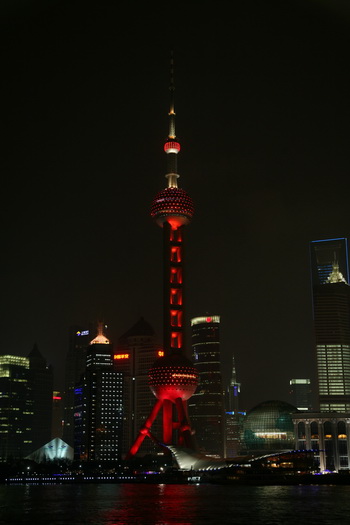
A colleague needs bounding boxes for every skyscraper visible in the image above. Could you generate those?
[0,355,32,461]
[310,238,350,412]
[63,324,94,447]
[115,317,161,457]
[189,315,224,457]
[127,56,198,457]
[74,323,123,462]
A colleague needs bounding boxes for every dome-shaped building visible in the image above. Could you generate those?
[242,400,298,456]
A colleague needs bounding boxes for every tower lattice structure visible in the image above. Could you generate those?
[127,57,198,457]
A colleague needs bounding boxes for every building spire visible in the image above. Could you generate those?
[326,258,348,284]
[90,321,110,345]
[164,51,180,188]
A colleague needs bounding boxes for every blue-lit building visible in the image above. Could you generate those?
[74,323,123,462]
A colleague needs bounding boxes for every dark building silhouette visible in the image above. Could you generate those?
[52,391,63,439]
[0,355,32,461]
[310,238,350,412]
[225,353,245,458]
[63,324,94,447]
[189,315,224,457]
[289,379,312,411]
[27,344,53,452]
[114,317,161,457]
[74,323,123,462]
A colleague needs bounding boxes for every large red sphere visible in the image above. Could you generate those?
[150,187,194,227]
[149,352,198,402]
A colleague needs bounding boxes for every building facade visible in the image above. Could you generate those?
[63,324,94,447]
[189,315,224,457]
[293,411,350,472]
[310,238,350,412]
[74,324,123,462]
[0,355,33,461]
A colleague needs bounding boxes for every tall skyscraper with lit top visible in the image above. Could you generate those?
[74,322,123,462]
[189,315,224,457]
[310,238,350,412]
[127,57,198,457]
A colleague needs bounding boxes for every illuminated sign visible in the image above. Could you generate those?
[171,373,197,380]
[158,350,164,357]
[114,354,130,360]
[76,330,89,336]
[53,396,61,400]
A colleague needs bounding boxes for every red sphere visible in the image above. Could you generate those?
[149,353,198,402]
[150,187,194,227]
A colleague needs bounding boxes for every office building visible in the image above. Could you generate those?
[289,379,312,411]
[63,323,94,447]
[0,355,33,461]
[189,315,224,457]
[310,238,350,412]
[74,323,123,462]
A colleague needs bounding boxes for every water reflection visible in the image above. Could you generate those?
[103,484,198,524]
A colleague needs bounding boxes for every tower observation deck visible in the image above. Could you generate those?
[127,56,198,457]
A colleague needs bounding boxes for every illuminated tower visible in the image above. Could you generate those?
[127,57,198,457]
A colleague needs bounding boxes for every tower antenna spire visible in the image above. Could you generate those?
[169,50,175,139]
[164,51,181,188]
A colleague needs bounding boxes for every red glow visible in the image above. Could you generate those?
[206,317,212,322]
[114,353,130,360]
[170,288,182,305]
[170,310,182,327]
[170,267,182,284]
[53,396,61,400]
[164,141,180,153]
[171,331,182,348]
[170,246,181,263]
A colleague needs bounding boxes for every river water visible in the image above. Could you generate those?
[1,483,350,524]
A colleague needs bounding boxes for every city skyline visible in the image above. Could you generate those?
[2,1,350,411]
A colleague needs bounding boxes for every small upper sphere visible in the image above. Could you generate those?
[150,187,194,227]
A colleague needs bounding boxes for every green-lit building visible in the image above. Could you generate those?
[0,355,33,461]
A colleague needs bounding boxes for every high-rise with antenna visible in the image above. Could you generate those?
[127,55,198,457]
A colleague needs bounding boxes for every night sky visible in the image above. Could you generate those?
[2,0,350,411]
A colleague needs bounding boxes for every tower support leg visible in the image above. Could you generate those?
[126,398,163,458]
